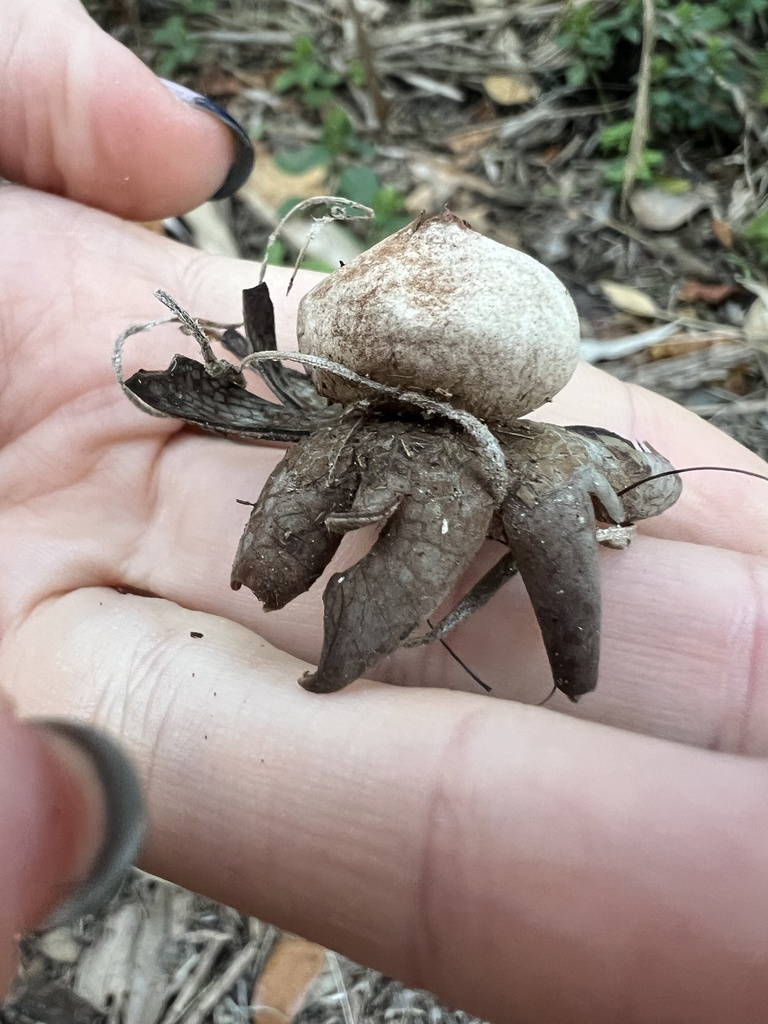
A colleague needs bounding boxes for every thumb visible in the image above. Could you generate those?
[0,703,145,997]
[1,0,253,219]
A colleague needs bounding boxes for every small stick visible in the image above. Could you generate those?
[621,0,656,216]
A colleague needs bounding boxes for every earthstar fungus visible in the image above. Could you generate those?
[118,211,682,701]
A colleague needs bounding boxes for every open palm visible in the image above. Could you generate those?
[3,3,768,1010]
[3,185,768,1023]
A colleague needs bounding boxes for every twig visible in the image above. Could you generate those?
[178,939,261,1024]
[621,0,656,215]
[160,935,231,1024]
[346,0,390,127]
[326,952,357,1024]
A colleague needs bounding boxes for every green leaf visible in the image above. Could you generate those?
[565,62,588,88]
[152,15,188,46]
[182,0,214,13]
[303,88,336,108]
[743,211,768,243]
[654,176,693,194]
[266,239,287,266]
[348,137,376,158]
[337,166,380,208]
[373,185,406,221]
[294,35,316,62]
[274,145,331,173]
[295,60,321,90]
[272,69,300,93]
[599,120,634,154]
[301,256,337,273]
[348,59,367,86]
[321,108,352,155]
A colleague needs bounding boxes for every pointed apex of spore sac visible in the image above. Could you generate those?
[409,209,473,235]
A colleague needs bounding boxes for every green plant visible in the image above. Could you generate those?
[599,119,664,187]
[272,35,376,175]
[270,34,407,250]
[275,107,375,174]
[151,0,214,78]
[742,210,768,267]
[557,0,768,144]
[336,167,411,243]
[272,35,343,108]
[557,0,642,89]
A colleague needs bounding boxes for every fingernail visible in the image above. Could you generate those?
[29,720,147,929]
[160,79,254,200]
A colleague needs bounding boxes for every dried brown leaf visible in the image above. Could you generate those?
[483,73,539,106]
[711,218,735,249]
[599,280,659,319]
[676,280,741,306]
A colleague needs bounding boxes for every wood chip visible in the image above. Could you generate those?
[711,218,735,249]
[183,203,241,259]
[629,186,709,232]
[251,935,328,1023]
[446,123,499,155]
[599,280,659,318]
[483,73,539,106]
[676,280,742,306]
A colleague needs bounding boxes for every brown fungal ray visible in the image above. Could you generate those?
[497,421,680,700]
[239,283,331,412]
[497,421,681,525]
[404,550,519,646]
[231,422,361,609]
[300,424,497,693]
[502,474,606,702]
[126,355,325,442]
[566,426,682,522]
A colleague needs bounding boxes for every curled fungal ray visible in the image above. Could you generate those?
[231,421,361,608]
[303,425,497,693]
[231,420,497,692]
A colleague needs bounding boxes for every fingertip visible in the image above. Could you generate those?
[1,1,253,219]
[28,721,147,930]
[0,712,145,995]
[159,80,254,201]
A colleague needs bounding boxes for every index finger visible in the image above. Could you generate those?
[1,0,249,219]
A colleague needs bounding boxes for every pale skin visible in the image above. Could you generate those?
[2,1,768,1020]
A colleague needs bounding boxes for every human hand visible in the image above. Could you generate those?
[3,3,768,1015]
[1,0,244,997]
[2,0,253,218]
[0,703,145,997]
[2,185,768,1023]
